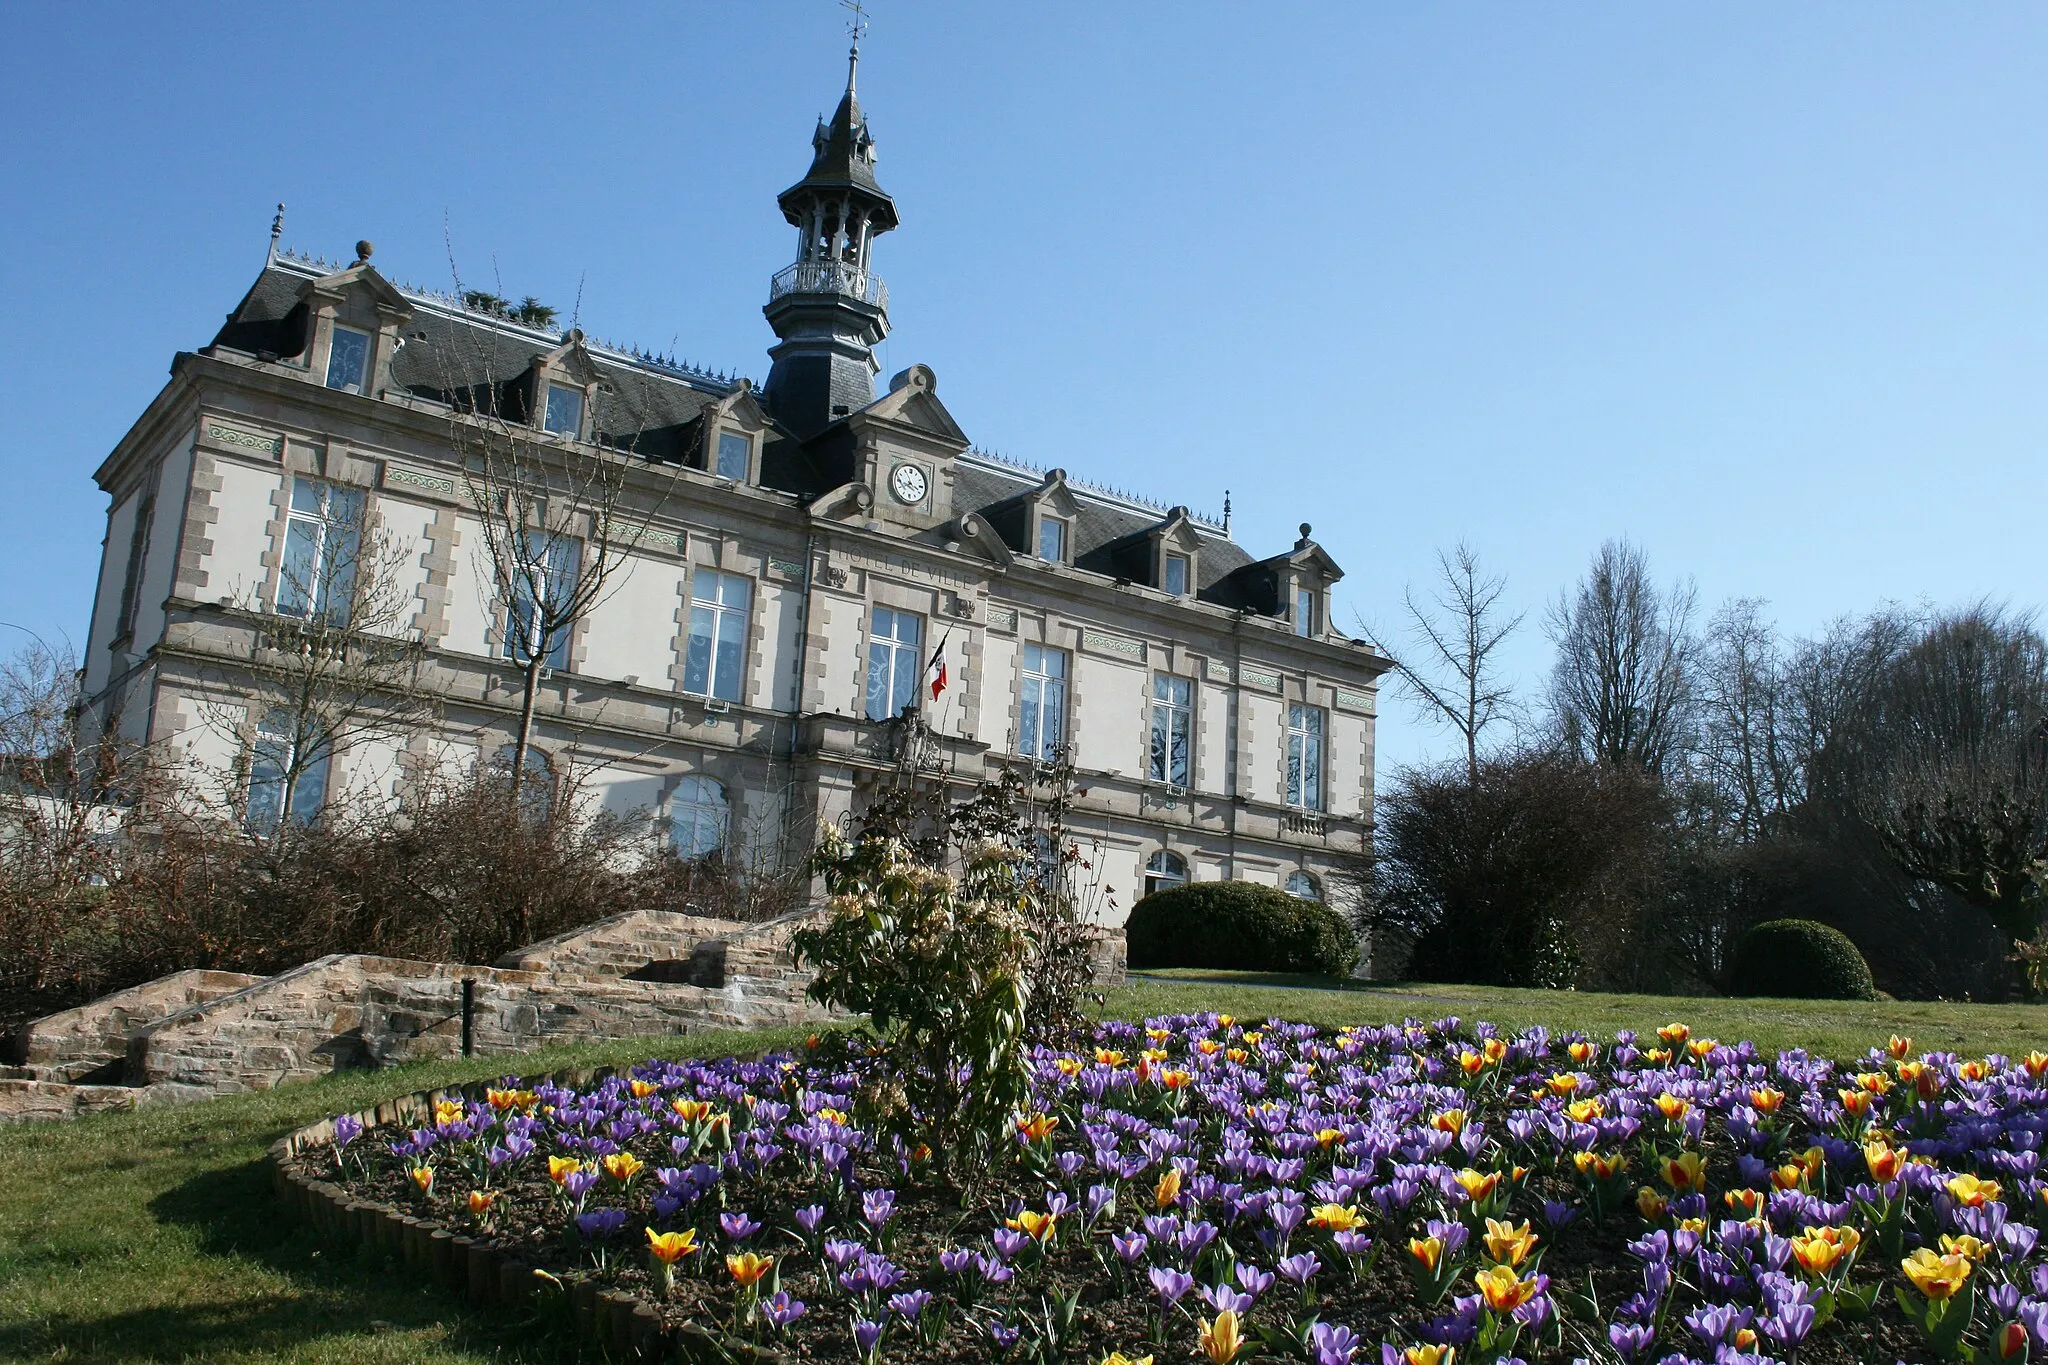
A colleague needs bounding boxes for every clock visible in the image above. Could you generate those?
[889,463,928,504]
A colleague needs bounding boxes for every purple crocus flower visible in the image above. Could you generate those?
[1608,1321,1656,1361]
[990,1227,1029,1261]
[332,1114,362,1150]
[1277,1251,1321,1286]
[862,1189,897,1229]
[1111,1231,1150,1265]
[1309,1321,1361,1365]
[976,1254,1014,1285]
[888,1289,933,1322]
[853,1318,885,1355]
[1235,1262,1276,1296]
[938,1246,976,1275]
[761,1292,807,1329]
[721,1210,762,1241]
[562,1168,600,1201]
[1149,1265,1195,1306]
[986,1321,1020,1349]
[794,1203,828,1234]
[1201,1284,1256,1315]
[575,1208,628,1240]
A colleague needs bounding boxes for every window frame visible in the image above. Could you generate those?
[670,774,730,860]
[325,325,371,394]
[1286,702,1325,811]
[864,606,925,721]
[682,568,753,702]
[1163,551,1191,596]
[246,707,330,835]
[275,478,366,624]
[1143,849,1188,899]
[1285,870,1321,902]
[1148,672,1193,787]
[504,532,581,672]
[1294,583,1319,638]
[1017,642,1069,762]
[1037,515,1068,565]
[714,429,752,481]
[113,491,155,642]
[542,382,586,438]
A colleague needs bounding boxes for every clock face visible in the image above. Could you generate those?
[889,463,928,504]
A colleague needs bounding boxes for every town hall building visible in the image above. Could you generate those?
[75,50,1390,923]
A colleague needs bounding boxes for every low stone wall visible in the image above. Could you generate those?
[13,969,263,1080]
[128,954,834,1098]
[0,1071,149,1124]
[495,910,760,976]
[1080,925,1128,990]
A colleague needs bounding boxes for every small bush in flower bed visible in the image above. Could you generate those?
[306,1017,2048,1365]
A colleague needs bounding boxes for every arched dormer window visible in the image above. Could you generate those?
[1144,850,1188,898]
[1285,870,1321,902]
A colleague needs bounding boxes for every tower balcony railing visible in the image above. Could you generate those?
[769,259,889,310]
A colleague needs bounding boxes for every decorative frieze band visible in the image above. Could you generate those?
[986,604,1018,632]
[1205,659,1233,682]
[203,423,283,457]
[1082,628,1144,663]
[382,465,457,498]
[767,557,805,580]
[606,523,686,557]
[1238,664,1281,691]
[1334,688,1375,713]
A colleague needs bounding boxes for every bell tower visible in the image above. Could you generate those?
[762,39,899,439]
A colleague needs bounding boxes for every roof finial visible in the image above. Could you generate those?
[841,0,867,90]
[267,203,285,264]
[1223,489,1233,536]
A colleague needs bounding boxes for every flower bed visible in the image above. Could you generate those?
[287,1016,2048,1364]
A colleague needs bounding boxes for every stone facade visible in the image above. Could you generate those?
[70,56,1389,931]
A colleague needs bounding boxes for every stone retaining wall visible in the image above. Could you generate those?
[129,953,833,1098]
[12,969,263,1080]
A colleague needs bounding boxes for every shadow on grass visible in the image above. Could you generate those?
[113,1157,583,1364]
[1126,969,1377,992]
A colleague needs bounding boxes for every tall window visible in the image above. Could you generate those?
[505,532,580,671]
[1149,673,1192,787]
[1295,585,1319,637]
[114,492,155,640]
[865,607,923,721]
[247,708,328,834]
[670,775,729,859]
[1017,644,1068,761]
[1037,516,1067,563]
[325,326,370,393]
[1163,552,1190,596]
[1144,850,1187,899]
[683,570,751,701]
[1285,870,1321,902]
[543,383,584,437]
[1287,703,1324,810]
[276,479,365,623]
[716,430,751,480]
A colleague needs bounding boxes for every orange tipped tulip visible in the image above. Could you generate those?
[1901,1247,1973,1301]
[726,1251,775,1288]
[1947,1173,2001,1208]
[1474,1264,1542,1313]
[1199,1308,1243,1363]
[1408,1235,1445,1273]
[1482,1218,1538,1268]
[647,1227,698,1264]
[1155,1167,1184,1209]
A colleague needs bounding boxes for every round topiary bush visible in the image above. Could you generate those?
[1726,918,1877,1000]
[1125,879,1356,976]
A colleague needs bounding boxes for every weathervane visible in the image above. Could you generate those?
[841,0,868,53]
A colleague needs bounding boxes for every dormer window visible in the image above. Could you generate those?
[325,327,370,393]
[543,383,585,437]
[1163,553,1190,596]
[716,429,751,481]
[1295,584,1319,637]
[1038,516,1067,564]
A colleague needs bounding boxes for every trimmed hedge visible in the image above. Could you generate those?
[1125,879,1357,977]
[1727,918,1877,1001]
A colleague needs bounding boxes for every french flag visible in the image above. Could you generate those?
[925,644,948,700]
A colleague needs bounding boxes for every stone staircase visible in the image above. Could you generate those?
[0,909,836,1124]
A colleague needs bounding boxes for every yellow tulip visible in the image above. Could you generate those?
[1100,1355,1155,1365]
[646,1227,698,1264]
[1658,1023,1691,1046]
[1155,1168,1184,1209]
[726,1251,775,1288]
[408,1163,434,1195]
[466,1188,497,1217]
[1474,1264,1541,1313]
[1636,1187,1668,1220]
[1901,1248,1973,1301]
[602,1152,643,1183]
[1566,1098,1604,1123]
[1159,1069,1195,1091]
[1790,1225,1858,1277]
[1948,1173,2002,1208]
[1408,1235,1445,1272]
[547,1155,583,1185]
[1940,1234,1989,1262]
[1007,1209,1058,1242]
[1887,1034,1913,1060]
[1055,1057,1083,1077]
[629,1079,657,1099]
[1016,1112,1060,1141]
[1749,1087,1785,1114]
[1723,1188,1764,1216]
[1200,1309,1243,1363]
[1547,1073,1581,1096]
[1568,1041,1597,1064]
[1310,1203,1365,1232]
[2023,1050,2048,1078]
[1431,1109,1467,1135]
[1659,1151,1707,1193]
[1573,1150,1624,1180]
[1865,1141,1904,1183]
[1404,1346,1456,1365]
[1482,1218,1538,1268]
[1654,1092,1690,1122]
[433,1099,463,1126]
[672,1097,715,1121]
[1095,1049,1127,1067]
[1454,1168,1501,1203]
[1316,1128,1343,1149]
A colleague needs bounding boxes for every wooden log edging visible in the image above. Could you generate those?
[266,1063,790,1364]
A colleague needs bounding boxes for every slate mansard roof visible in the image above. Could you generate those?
[204,253,1324,623]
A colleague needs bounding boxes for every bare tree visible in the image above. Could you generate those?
[1695,599,1797,841]
[1376,542,1524,788]
[1815,603,2048,944]
[1547,539,1700,778]
[194,495,434,833]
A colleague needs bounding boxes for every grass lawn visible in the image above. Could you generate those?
[2,976,2044,1362]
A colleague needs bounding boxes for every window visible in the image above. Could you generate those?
[325,326,370,393]
[276,479,365,623]
[1287,704,1324,809]
[1037,516,1067,564]
[864,606,923,721]
[1148,674,1192,786]
[1286,870,1321,902]
[1163,552,1190,596]
[683,569,752,702]
[1144,850,1187,899]
[487,745,555,817]
[504,532,580,671]
[247,708,328,834]
[114,492,154,640]
[1027,829,1063,893]
[716,430,751,481]
[1295,585,1319,638]
[543,383,585,437]
[1017,643,1068,761]
[670,775,729,859]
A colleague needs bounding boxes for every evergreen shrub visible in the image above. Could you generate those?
[1125,879,1356,976]
[1727,917,1877,1001]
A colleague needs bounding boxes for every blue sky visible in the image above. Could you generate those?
[2,3,2042,770]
